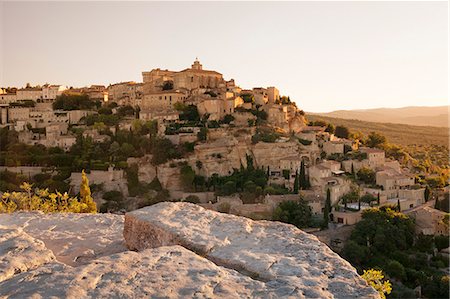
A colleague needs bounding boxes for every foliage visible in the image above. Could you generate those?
[117,105,136,117]
[357,167,376,185]
[174,103,200,121]
[79,170,97,213]
[299,160,310,190]
[361,269,392,299]
[252,127,280,143]
[272,199,312,228]
[342,207,449,299]
[101,190,125,212]
[0,182,95,213]
[220,114,235,124]
[298,138,312,146]
[293,170,299,194]
[151,138,182,165]
[360,193,377,206]
[197,127,208,141]
[53,94,98,111]
[162,81,173,90]
[184,195,200,204]
[180,165,195,191]
[241,93,254,103]
[322,188,331,229]
[335,125,350,139]
[365,131,387,148]
[208,156,268,196]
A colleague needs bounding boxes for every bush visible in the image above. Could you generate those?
[0,182,95,213]
[272,199,312,228]
[184,195,200,204]
[386,260,406,280]
[335,125,350,139]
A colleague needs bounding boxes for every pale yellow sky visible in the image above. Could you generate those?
[1,1,448,112]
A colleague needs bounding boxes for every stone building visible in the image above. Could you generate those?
[142,59,225,95]
[376,168,415,199]
[108,82,143,106]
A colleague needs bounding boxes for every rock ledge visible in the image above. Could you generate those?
[124,202,379,298]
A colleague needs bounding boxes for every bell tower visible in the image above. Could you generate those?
[191,58,203,70]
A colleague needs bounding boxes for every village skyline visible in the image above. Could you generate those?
[1,1,448,112]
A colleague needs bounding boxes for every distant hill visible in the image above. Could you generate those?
[306,114,449,147]
[309,106,449,128]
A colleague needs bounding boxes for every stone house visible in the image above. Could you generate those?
[360,147,385,168]
[323,140,344,156]
[107,82,143,107]
[406,205,449,236]
[376,168,415,199]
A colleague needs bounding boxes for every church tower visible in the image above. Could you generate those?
[191,58,203,70]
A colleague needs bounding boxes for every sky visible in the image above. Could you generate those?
[1,1,448,112]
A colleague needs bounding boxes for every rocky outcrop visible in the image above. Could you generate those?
[0,226,55,282]
[124,202,379,299]
[0,204,379,298]
[0,246,268,298]
[0,211,125,266]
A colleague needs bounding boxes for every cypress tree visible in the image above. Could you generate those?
[351,163,355,175]
[424,185,431,202]
[358,197,361,211]
[80,170,97,213]
[397,199,401,212]
[299,160,309,190]
[377,193,380,205]
[322,188,331,229]
[293,170,299,194]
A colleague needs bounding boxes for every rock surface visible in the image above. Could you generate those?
[0,246,269,299]
[0,204,379,298]
[0,226,55,282]
[124,202,379,299]
[0,211,125,266]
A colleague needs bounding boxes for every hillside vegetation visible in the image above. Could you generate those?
[309,106,449,128]
[307,114,449,147]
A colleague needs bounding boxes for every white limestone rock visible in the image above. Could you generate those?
[0,226,55,282]
[0,246,269,299]
[0,211,126,266]
[124,202,380,299]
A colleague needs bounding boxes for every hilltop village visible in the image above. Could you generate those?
[0,59,447,233]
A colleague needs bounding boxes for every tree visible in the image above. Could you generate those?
[424,185,431,202]
[197,127,208,141]
[221,114,235,124]
[299,160,309,190]
[335,125,350,139]
[365,132,387,148]
[325,123,335,134]
[360,194,377,206]
[322,188,331,229]
[273,199,312,228]
[180,165,195,191]
[79,170,97,213]
[386,260,406,280]
[162,81,173,90]
[357,167,376,185]
[293,170,299,194]
[361,269,392,299]
[397,199,401,212]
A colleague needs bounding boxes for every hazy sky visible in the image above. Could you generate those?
[1,1,448,112]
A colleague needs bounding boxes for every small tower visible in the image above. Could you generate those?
[191,58,203,70]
